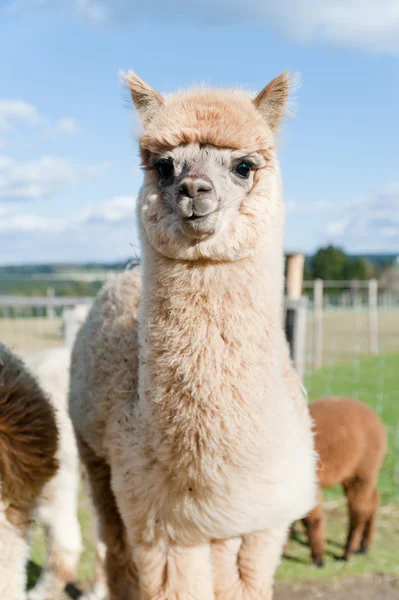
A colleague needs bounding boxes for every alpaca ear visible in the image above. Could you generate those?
[253,72,296,131]
[120,70,163,126]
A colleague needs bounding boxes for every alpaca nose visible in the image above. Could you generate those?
[179,178,213,199]
[177,177,216,219]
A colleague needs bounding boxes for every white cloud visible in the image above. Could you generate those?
[0,155,77,199]
[78,195,135,223]
[325,218,350,236]
[7,0,399,54]
[0,195,136,232]
[0,98,80,141]
[56,117,80,135]
[0,99,43,132]
[0,194,139,263]
[0,214,64,232]
[0,155,110,200]
[323,182,399,249]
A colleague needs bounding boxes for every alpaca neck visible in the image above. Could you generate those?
[137,241,286,470]
[139,240,284,390]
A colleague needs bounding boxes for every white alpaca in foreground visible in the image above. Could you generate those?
[0,344,58,600]
[24,346,108,600]
[24,347,83,600]
[69,71,317,599]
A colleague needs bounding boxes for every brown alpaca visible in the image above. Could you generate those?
[299,396,387,566]
[0,343,59,600]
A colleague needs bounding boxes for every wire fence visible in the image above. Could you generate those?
[1,280,398,501]
[301,280,399,503]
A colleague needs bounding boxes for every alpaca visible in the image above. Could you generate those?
[58,303,92,345]
[23,346,108,600]
[69,71,317,600]
[21,347,83,600]
[0,343,58,600]
[300,396,387,566]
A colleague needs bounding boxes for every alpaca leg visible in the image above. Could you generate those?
[343,479,373,561]
[282,523,295,555]
[133,541,214,600]
[213,528,287,600]
[77,434,137,600]
[358,489,379,555]
[0,504,30,600]
[302,493,325,567]
[27,463,83,599]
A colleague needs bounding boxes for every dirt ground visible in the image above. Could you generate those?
[60,574,399,600]
[275,574,399,600]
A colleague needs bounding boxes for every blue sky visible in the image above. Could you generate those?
[1,0,398,264]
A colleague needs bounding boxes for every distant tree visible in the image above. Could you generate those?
[310,245,348,280]
[344,257,368,280]
[309,245,368,281]
[303,260,313,281]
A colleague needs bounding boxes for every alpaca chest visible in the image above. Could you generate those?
[116,386,317,547]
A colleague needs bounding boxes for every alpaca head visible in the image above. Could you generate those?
[123,71,294,261]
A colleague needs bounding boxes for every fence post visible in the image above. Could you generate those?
[284,253,306,379]
[313,279,323,368]
[368,278,378,355]
[63,307,78,349]
[286,253,305,300]
[47,287,55,319]
[294,297,307,381]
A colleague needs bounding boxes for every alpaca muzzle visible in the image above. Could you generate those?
[176,176,220,238]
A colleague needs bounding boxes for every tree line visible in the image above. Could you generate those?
[303,245,396,281]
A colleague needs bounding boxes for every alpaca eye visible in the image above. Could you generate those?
[155,159,174,179]
[235,162,252,179]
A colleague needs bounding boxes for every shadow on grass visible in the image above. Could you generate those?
[26,561,41,589]
[326,537,344,550]
[289,531,345,562]
[282,553,309,565]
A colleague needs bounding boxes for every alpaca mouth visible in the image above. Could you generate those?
[186,214,207,221]
[180,212,219,239]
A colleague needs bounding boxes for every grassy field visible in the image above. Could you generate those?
[28,351,399,592]
[305,308,399,368]
[278,351,399,582]
[0,317,64,355]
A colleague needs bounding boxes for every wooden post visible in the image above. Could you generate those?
[63,307,77,349]
[313,279,323,368]
[47,287,55,319]
[285,253,306,379]
[294,297,307,380]
[368,278,378,355]
[286,253,305,300]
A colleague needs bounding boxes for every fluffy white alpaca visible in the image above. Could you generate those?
[24,346,108,600]
[69,71,317,599]
[0,344,58,600]
[23,347,83,600]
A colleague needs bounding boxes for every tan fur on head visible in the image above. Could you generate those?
[121,70,295,155]
[0,344,59,511]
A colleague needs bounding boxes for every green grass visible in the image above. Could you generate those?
[28,352,399,590]
[305,352,399,504]
[276,351,399,581]
[277,503,399,581]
